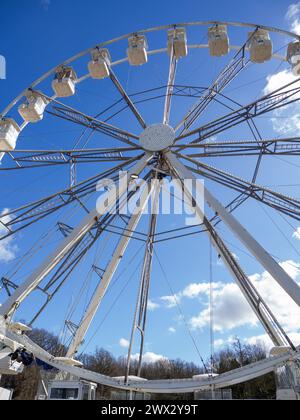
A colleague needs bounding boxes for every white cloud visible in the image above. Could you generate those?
[286,3,300,20]
[160,259,300,346]
[214,339,225,348]
[0,209,17,263]
[244,334,273,352]
[261,4,300,135]
[286,3,300,34]
[263,70,300,135]
[168,327,176,333]
[189,260,300,335]
[293,227,300,240]
[190,282,258,331]
[182,282,221,299]
[264,70,296,96]
[160,295,178,309]
[161,282,222,308]
[130,352,167,364]
[245,331,300,352]
[148,300,159,311]
[119,338,130,349]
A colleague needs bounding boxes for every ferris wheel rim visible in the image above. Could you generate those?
[0,19,297,121]
[1,323,300,393]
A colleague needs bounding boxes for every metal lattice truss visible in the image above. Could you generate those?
[1,21,300,393]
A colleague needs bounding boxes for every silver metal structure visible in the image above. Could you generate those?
[1,21,300,396]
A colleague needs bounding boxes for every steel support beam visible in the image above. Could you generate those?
[67,178,155,357]
[175,137,300,157]
[109,69,147,129]
[165,152,300,308]
[179,154,300,221]
[0,154,152,318]
[125,178,160,381]
[0,158,139,241]
[166,156,292,348]
[163,47,177,125]
[176,78,300,145]
[175,38,250,134]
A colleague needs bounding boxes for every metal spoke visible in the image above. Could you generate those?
[0,154,152,319]
[109,68,147,129]
[163,46,178,125]
[175,77,300,145]
[0,157,141,241]
[125,176,160,382]
[173,137,300,157]
[0,148,140,170]
[165,151,300,308]
[28,179,150,326]
[66,177,155,358]
[36,91,140,147]
[168,158,293,347]
[175,33,253,134]
[177,153,300,221]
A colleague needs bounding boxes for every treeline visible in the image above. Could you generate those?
[0,328,276,400]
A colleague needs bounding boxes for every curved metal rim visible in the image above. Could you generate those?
[1,325,299,393]
[1,20,296,119]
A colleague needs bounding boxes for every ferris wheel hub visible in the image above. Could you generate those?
[139,123,175,152]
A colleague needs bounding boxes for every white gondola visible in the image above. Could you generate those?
[247,29,273,63]
[127,35,148,66]
[9,322,32,334]
[47,380,97,401]
[287,41,300,76]
[0,347,24,376]
[208,25,230,57]
[0,387,13,400]
[52,66,77,98]
[167,27,188,59]
[88,48,111,79]
[0,118,20,152]
[18,91,48,123]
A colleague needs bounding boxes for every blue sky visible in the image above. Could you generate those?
[1,0,300,369]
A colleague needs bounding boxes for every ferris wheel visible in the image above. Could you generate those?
[1,21,300,397]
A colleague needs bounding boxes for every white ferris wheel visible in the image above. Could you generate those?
[1,21,300,398]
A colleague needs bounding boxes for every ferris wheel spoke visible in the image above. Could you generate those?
[66,177,155,358]
[0,148,140,171]
[173,137,300,157]
[175,34,252,134]
[29,223,102,326]
[163,46,178,125]
[177,153,300,221]
[109,69,147,129]
[28,180,147,326]
[39,93,140,148]
[0,154,152,320]
[167,159,293,347]
[125,176,160,382]
[174,77,300,147]
[165,151,300,308]
[0,158,140,242]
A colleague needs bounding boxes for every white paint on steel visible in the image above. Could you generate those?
[165,153,286,346]
[165,152,300,308]
[0,154,152,318]
[1,324,299,393]
[67,181,155,357]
